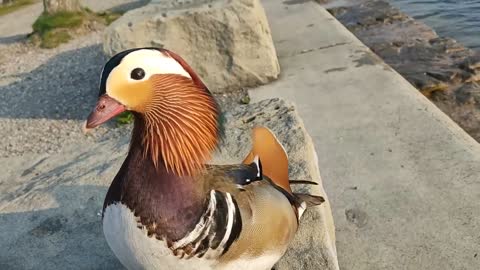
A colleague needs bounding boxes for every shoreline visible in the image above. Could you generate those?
[320,0,480,142]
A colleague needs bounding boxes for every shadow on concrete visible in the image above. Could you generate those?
[0,184,124,270]
[0,132,130,269]
[0,34,26,45]
[0,44,106,121]
[107,0,150,13]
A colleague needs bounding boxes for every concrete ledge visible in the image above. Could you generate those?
[253,0,480,269]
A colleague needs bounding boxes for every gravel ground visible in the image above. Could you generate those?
[0,0,249,158]
[0,1,149,43]
[0,29,124,157]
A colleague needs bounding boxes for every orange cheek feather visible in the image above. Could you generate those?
[107,76,154,112]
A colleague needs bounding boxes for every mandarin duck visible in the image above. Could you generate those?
[85,48,324,270]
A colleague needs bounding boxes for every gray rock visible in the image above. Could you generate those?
[43,0,81,13]
[103,0,280,93]
[459,53,480,73]
[351,19,438,48]
[432,83,480,141]
[0,98,337,270]
[327,0,408,30]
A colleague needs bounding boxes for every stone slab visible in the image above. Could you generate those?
[251,0,480,269]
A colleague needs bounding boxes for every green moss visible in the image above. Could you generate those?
[41,30,71,48]
[30,8,123,48]
[240,95,251,104]
[116,111,134,125]
[0,0,34,16]
[96,11,123,25]
[83,7,122,25]
[31,11,84,48]
[33,11,84,33]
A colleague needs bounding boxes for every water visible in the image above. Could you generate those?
[390,0,480,50]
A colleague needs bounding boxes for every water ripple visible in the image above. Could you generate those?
[390,0,480,49]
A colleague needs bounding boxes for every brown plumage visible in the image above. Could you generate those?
[142,74,219,175]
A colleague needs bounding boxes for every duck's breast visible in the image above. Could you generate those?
[102,203,216,270]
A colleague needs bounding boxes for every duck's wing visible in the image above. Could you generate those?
[197,162,298,266]
[204,127,326,264]
[167,127,325,266]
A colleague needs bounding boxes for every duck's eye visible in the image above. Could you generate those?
[130,68,145,80]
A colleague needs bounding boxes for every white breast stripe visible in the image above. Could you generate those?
[172,190,217,250]
[218,192,235,250]
[171,190,241,259]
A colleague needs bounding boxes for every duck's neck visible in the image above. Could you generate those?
[138,75,221,176]
[103,116,208,240]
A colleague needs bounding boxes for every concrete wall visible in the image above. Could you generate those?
[252,0,480,269]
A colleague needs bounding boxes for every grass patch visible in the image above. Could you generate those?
[33,11,84,33]
[0,0,35,16]
[40,30,71,48]
[30,9,123,48]
[84,7,123,25]
[116,111,134,125]
[96,11,122,25]
[31,11,84,48]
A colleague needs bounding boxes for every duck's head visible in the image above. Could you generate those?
[86,48,221,175]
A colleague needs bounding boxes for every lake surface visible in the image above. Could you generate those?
[390,0,480,50]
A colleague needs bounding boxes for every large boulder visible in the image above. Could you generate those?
[103,0,280,93]
[0,98,338,269]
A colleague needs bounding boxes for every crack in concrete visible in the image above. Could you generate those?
[284,42,351,58]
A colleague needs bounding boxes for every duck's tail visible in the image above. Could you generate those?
[243,126,324,218]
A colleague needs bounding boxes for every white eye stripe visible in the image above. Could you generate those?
[121,49,191,81]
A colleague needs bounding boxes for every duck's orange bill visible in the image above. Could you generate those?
[85,94,126,129]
